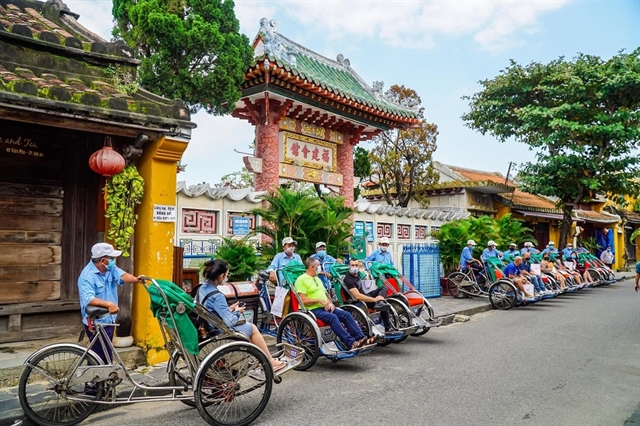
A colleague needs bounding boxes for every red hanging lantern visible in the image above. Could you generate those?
[89,137,125,176]
[89,137,126,211]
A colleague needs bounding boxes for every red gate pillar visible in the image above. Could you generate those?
[255,120,280,192]
[337,135,358,207]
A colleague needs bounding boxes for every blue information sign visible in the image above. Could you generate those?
[354,221,364,236]
[232,217,251,235]
[365,222,374,242]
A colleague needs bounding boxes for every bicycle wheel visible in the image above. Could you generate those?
[342,305,372,338]
[385,299,411,343]
[411,300,435,336]
[489,280,518,310]
[19,345,103,426]
[195,343,273,426]
[447,272,467,299]
[276,313,320,371]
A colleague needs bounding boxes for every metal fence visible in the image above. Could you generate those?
[401,241,441,298]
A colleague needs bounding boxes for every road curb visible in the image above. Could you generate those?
[451,303,493,318]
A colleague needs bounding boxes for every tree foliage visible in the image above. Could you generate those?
[370,85,439,208]
[463,49,640,248]
[353,146,371,199]
[434,214,536,273]
[248,188,355,261]
[216,167,254,190]
[112,0,253,114]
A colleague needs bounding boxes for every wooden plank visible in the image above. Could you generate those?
[0,197,63,216]
[0,300,78,316]
[0,245,61,265]
[0,281,60,304]
[0,324,81,344]
[0,183,63,198]
[0,265,61,282]
[0,214,62,231]
[0,231,62,244]
[8,314,20,332]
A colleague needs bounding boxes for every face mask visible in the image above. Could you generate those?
[284,247,294,256]
[220,277,228,286]
[380,246,388,252]
[317,250,326,258]
[350,267,359,275]
[106,258,115,271]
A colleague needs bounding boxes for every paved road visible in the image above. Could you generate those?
[40,282,640,426]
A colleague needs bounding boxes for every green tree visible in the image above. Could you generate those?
[112,0,253,114]
[216,167,253,190]
[248,188,355,261]
[370,85,439,208]
[353,146,371,199]
[463,49,640,248]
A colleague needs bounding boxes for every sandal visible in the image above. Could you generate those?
[272,360,287,372]
[365,336,377,345]
[350,339,364,350]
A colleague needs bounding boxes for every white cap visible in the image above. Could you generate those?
[91,242,122,258]
[380,237,390,244]
[315,241,326,249]
[487,240,497,247]
[567,243,573,247]
[282,237,296,246]
[548,241,555,246]
[509,242,516,247]
[524,242,532,247]
[467,239,476,246]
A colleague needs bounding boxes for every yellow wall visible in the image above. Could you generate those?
[132,136,188,364]
[493,199,511,218]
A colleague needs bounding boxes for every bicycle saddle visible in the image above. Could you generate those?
[86,306,110,319]
[258,270,270,281]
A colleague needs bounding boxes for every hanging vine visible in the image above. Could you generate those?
[105,166,145,256]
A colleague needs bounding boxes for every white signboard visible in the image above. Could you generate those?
[153,204,176,222]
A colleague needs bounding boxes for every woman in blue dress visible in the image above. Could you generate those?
[198,259,286,372]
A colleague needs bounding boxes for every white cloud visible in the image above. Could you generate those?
[65,0,114,41]
[275,0,568,53]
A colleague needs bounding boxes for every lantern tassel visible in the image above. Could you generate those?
[104,180,108,211]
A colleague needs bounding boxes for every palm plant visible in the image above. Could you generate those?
[494,214,536,248]
[213,237,261,281]
[248,187,355,262]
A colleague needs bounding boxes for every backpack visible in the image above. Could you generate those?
[189,289,220,342]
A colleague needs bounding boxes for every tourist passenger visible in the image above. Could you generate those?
[365,237,394,266]
[576,243,589,254]
[503,256,535,301]
[200,260,286,371]
[481,240,503,262]
[520,253,549,296]
[600,246,615,270]
[267,236,303,283]
[554,253,584,287]
[310,241,337,289]
[295,258,374,349]
[77,243,144,363]
[541,253,566,290]
[344,258,394,333]
[566,252,595,286]
[520,242,539,255]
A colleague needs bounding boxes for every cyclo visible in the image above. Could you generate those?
[18,277,302,426]
[366,261,454,336]
[484,257,548,310]
[326,262,408,345]
[272,262,376,371]
[446,259,493,299]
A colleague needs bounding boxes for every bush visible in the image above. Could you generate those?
[213,237,261,282]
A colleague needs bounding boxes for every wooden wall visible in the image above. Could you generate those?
[0,119,100,343]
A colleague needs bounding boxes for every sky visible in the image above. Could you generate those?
[66,0,640,187]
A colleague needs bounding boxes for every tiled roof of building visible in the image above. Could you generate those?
[253,19,418,120]
[573,209,620,224]
[447,165,506,184]
[177,182,265,203]
[0,0,194,130]
[499,190,558,211]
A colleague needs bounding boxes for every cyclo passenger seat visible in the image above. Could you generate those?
[290,291,330,327]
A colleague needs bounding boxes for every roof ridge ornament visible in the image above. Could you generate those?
[259,18,297,68]
[336,54,350,68]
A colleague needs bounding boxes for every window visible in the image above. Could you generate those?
[376,222,393,238]
[181,209,219,234]
[397,224,411,240]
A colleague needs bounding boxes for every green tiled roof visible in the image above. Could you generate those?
[254,26,418,120]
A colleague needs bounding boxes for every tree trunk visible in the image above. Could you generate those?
[558,206,573,250]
